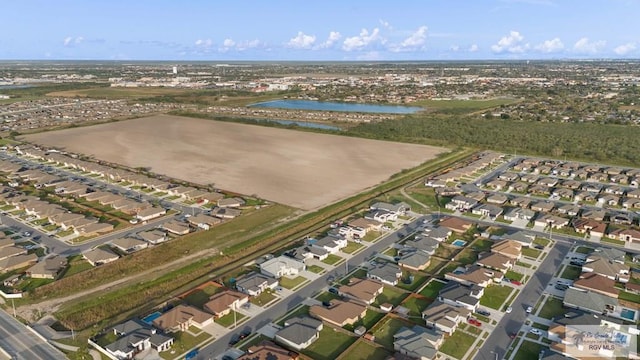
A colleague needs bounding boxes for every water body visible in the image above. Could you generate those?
[254,118,341,131]
[249,99,423,114]
[0,84,34,90]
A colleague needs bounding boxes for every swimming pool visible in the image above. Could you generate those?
[142,311,162,324]
[621,308,636,321]
[452,239,467,247]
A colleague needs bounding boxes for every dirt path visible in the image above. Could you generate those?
[17,247,219,322]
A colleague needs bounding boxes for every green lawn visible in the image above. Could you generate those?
[418,280,446,299]
[439,329,477,359]
[538,297,566,320]
[215,310,246,327]
[372,316,412,350]
[618,291,640,304]
[307,264,325,274]
[396,271,429,291]
[250,290,276,306]
[456,248,478,265]
[315,291,341,303]
[560,266,581,280]
[512,340,545,360]
[373,286,409,306]
[303,326,357,360]
[472,239,494,251]
[402,296,431,319]
[60,258,93,278]
[342,242,364,254]
[279,275,307,290]
[533,237,551,247]
[480,285,513,310]
[575,246,593,254]
[159,328,211,360]
[17,278,54,292]
[183,284,222,308]
[601,237,626,246]
[363,231,381,242]
[339,340,392,360]
[522,247,541,259]
[322,254,343,265]
[505,270,524,282]
[424,258,446,274]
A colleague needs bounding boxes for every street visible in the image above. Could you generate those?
[0,307,66,360]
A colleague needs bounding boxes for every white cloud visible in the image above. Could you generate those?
[286,31,316,49]
[379,19,393,30]
[63,36,84,47]
[614,42,636,55]
[450,45,460,52]
[491,31,529,53]
[573,37,606,54]
[397,26,428,51]
[195,39,213,48]
[314,31,342,49]
[468,44,479,52]
[342,28,380,51]
[235,39,262,51]
[535,38,564,53]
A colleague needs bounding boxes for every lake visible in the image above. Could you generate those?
[249,99,422,114]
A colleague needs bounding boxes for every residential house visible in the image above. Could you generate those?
[309,300,367,327]
[445,196,478,211]
[286,246,328,262]
[111,237,149,253]
[627,189,640,199]
[581,209,607,222]
[555,203,581,216]
[404,236,440,255]
[560,179,582,189]
[611,213,634,225]
[0,253,38,273]
[369,201,410,215]
[563,287,618,316]
[503,207,535,222]
[235,272,279,296]
[573,218,607,237]
[520,174,539,184]
[486,194,509,205]
[437,281,483,311]
[152,305,214,332]
[210,207,241,219]
[471,204,503,219]
[348,217,382,233]
[502,231,536,247]
[465,191,486,202]
[367,262,402,286]
[186,213,221,230]
[203,290,249,318]
[393,325,444,360]
[508,182,528,193]
[77,222,114,237]
[217,197,246,208]
[105,319,173,359]
[530,201,555,213]
[275,317,322,351]
[498,172,519,182]
[491,240,522,260]
[582,248,630,282]
[622,197,640,209]
[422,226,451,242]
[83,247,120,266]
[425,178,447,188]
[259,256,306,279]
[25,255,67,279]
[537,177,559,188]
[312,235,346,254]
[438,217,474,234]
[338,278,384,305]
[238,341,298,360]
[136,207,166,222]
[510,196,532,208]
[364,209,397,223]
[476,252,513,273]
[534,214,569,229]
[598,194,620,207]
[486,179,508,191]
[551,188,574,200]
[573,273,620,299]
[422,302,470,335]
[609,228,640,244]
[444,264,501,288]
[0,246,27,261]
[162,220,190,235]
[138,229,167,245]
[398,251,431,271]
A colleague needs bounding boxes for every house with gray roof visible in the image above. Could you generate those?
[393,325,443,360]
[437,281,483,311]
[259,256,305,279]
[370,201,410,215]
[471,204,503,219]
[503,207,536,221]
[275,316,322,351]
[26,255,67,279]
[563,287,618,316]
[111,237,149,253]
[104,319,173,359]
[398,251,431,271]
[235,272,279,296]
[423,226,451,242]
[83,247,119,266]
[137,229,167,245]
[503,231,535,247]
[367,262,402,286]
[404,236,439,255]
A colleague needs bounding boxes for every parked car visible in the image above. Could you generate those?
[505,306,513,314]
[534,245,544,250]
[468,318,482,327]
[511,280,522,286]
[23,231,32,237]
[322,301,332,307]
[555,284,569,291]
[239,329,251,339]
[477,309,491,317]
[509,332,517,339]
[502,277,511,283]
[328,287,339,294]
[228,334,240,346]
[526,306,533,314]
[529,328,542,336]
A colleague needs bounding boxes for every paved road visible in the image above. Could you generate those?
[196,216,429,360]
[474,237,570,360]
[0,308,66,360]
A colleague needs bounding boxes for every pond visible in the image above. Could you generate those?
[249,99,423,114]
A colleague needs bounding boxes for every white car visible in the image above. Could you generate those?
[529,328,542,336]
[505,306,512,313]
[526,306,533,314]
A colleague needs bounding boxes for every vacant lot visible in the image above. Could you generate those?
[24,114,445,210]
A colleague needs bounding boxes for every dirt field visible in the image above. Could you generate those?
[24,114,446,209]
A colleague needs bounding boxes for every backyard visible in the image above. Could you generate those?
[418,280,446,299]
[372,316,412,350]
[338,340,392,360]
[512,340,545,360]
[302,326,357,360]
[439,329,476,359]
[159,328,211,360]
[373,286,409,306]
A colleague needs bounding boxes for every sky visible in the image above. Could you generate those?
[2,0,639,61]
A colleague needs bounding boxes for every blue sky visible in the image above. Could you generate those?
[2,0,638,60]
